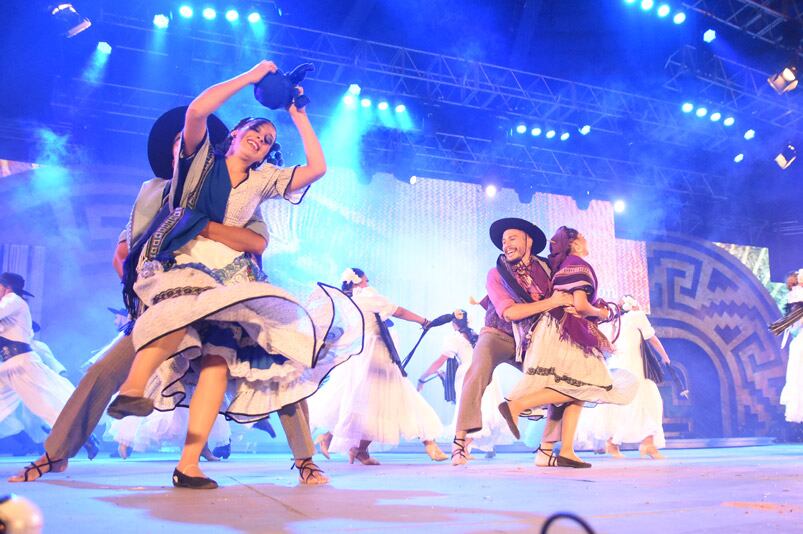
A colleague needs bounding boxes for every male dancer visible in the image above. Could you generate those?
[10,107,325,484]
[451,218,573,466]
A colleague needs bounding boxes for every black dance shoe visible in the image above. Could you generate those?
[172,468,218,490]
[212,441,231,460]
[106,395,154,419]
[556,455,592,469]
[83,435,100,460]
[497,402,521,440]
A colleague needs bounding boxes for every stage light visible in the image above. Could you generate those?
[179,5,193,18]
[409,175,418,185]
[395,104,406,113]
[247,12,261,23]
[225,9,239,22]
[360,98,372,108]
[640,0,654,11]
[744,129,755,140]
[515,123,527,134]
[202,7,216,20]
[347,84,361,96]
[733,153,744,163]
[153,13,170,29]
[703,29,716,43]
[96,41,112,55]
[723,116,735,126]
[377,101,389,111]
[695,106,708,117]
[530,127,542,136]
[50,3,92,37]
[767,66,799,95]
[343,94,356,106]
[775,143,797,169]
[613,199,626,213]
[545,129,556,139]
[681,102,694,113]
[485,184,498,198]
[560,132,570,141]
[709,112,721,122]
[673,12,686,24]
[579,125,591,135]
[624,0,637,4]
[657,4,670,17]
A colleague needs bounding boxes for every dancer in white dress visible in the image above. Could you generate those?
[582,295,670,459]
[309,268,448,464]
[780,270,803,423]
[418,310,514,456]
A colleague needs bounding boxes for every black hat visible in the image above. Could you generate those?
[147,106,229,179]
[489,218,547,254]
[254,63,315,110]
[0,273,34,297]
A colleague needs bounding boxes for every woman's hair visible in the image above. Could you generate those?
[215,117,283,169]
[452,309,479,347]
[547,226,580,273]
[341,267,365,296]
[787,271,799,290]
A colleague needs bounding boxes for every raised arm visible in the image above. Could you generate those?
[392,306,428,327]
[285,88,326,192]
[647,336,671,364]
[184,61,279,155]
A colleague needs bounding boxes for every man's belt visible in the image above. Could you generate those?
[0,337,33,361]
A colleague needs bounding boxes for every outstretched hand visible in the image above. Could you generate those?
[246,60,278,84]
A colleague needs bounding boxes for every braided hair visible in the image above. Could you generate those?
[452,309,479,347]
[341,267,365,297]
[215,117,283,168]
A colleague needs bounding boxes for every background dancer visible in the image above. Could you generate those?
[309,268,448,465]
[780,270,803,423]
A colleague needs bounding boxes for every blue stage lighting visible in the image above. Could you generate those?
[657,4,670,17]
[516,124,527,134]
[202,7,216,20]
[153,14,169,29]
[640,0,654,11]
[723,116,735,126]
[247,12,261,23]
[96,41,112,55]
[709,112,721,122]
[225,9,239,22]
[360,98,372,108]
[613,199,626,213]
[703,29,716,43]
[409,175,418,185]
[377,101,389,111]
[347,84,361,96]
[179,5,193,18]
[734,153,744,163]
[673,12,686,24]
[395,104,406,113]
[695,107,708,117]
[560,132,570,141]
[624,0,637,4]
[744,129,755,140]
[343,95,356,106]
[485,184,498,198]
[681,102,694,113]
[530,127,542,136]
[545,129,556,139]
[579,125,591,135]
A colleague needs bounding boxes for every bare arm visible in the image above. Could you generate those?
[392,306,427,326]
[647,335,671,364]
[571,290,610,320]
[502,292,574,322]
[184,61,279,156]
[285,89,327,192]
[199,222,267,255]
[113,241,128,279]
[418,353,450,391]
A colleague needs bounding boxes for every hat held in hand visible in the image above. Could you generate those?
[254,63,315,110]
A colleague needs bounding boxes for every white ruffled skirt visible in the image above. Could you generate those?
[106,408,231,451]
[780,332,803,423]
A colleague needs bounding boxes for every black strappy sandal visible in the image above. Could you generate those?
[292,458,327,484]
[535,447,558,467]
[19,453,65,482]
[451,437,469,465]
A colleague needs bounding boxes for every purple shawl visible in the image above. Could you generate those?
[496,254,552,360]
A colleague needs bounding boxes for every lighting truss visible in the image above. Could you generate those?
[681,0,802,49]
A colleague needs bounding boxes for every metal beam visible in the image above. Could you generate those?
[681,0,802,48]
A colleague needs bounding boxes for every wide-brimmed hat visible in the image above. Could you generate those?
[489,218,547,253]
[147,106,229,179]
[0,272,34,297]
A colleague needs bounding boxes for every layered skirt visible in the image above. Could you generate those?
[781,332,803,423]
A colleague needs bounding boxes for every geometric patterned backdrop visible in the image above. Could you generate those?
[649,233,788,437]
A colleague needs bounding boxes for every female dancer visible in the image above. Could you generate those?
[418,310,514,457]
[309,268,448,464]
[499,227,636,468]
[106,61,363,488]
[780,270,803,423]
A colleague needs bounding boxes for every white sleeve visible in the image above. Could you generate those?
[355,290,399,320]
[32,341,67,375]
[256,164,308,205]
[636,310,656,340]
[0,294,24,321]
[440,334,460,358]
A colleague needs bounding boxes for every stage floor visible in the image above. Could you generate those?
[1,444,801,533]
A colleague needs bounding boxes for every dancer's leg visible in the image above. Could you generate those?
[557,401,584,462]
[119,328,187,396]
[507,388,573,417]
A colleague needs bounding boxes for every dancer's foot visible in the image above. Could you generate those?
[106,394,154,419]
[424,441,448,462]
[498,401,521,440]
[173,464,218,490]
[212,441,231,459]
[83,435,100,460]
[451,437,469,466]
[118,443,133,460]
[293,458,329,485]
[639,443,665,459]
[201,444,220,462]
[314,433,332,460]
[348,447,380,465]
[606,439,625,459]
[535,446,557,467]
[555,450,589,468]
[8,453,68,483]
[254,418,277,438]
